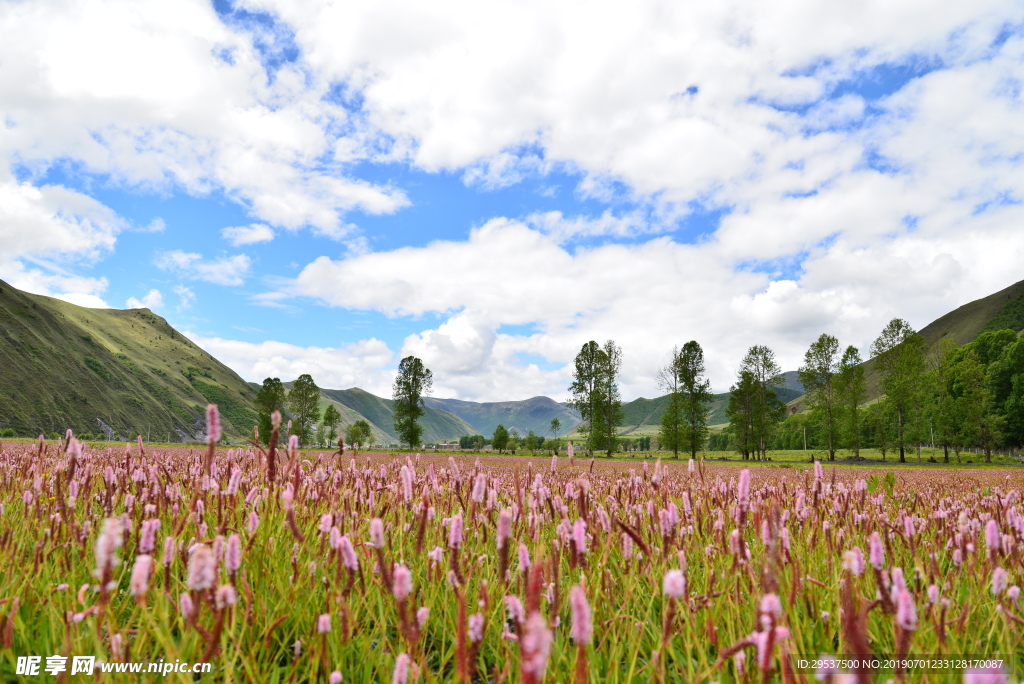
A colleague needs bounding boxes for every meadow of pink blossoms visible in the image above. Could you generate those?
[1,409,1022,683]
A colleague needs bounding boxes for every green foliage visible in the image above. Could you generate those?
[288,374,321,445]
[871,318,927,462]
[798,334,841,460]
[569,340,624,456]
[344,419,373,447]
[492,424,509,452]
[727,345,785,460]
[657,341,712,459]
[393,357,433,449]
[321,404,342,446]
[83,356,110,381]
[980,293,1024,334]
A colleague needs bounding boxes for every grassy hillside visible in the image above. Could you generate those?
[423,396,581,438]
[318,387,477,445]
[0,280,257,441]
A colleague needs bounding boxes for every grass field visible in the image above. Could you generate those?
[1,426,1022,682]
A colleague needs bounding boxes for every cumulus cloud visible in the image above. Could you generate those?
[155,250,252,286]
[184,332,396,395]
[126,289,164,310]
[174,284,196,310]
[222,223,275,246]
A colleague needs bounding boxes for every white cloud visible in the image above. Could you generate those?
[274,210,1024,400]
[174,285,196,310]
[185,332,396,396]
[126,289,164,310]
[155,250,252,286]
[221,223,275,246]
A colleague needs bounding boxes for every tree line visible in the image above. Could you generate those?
[715,319,1024,463]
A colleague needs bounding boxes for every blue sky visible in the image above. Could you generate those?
[2,0,1023,400]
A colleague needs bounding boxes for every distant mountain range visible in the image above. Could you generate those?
[2,276,1022,442]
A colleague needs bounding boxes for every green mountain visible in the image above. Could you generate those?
[316,387,477,446]
[423,396,581,438]
[0,279,257,441]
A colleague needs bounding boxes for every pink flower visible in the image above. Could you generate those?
[206,404,221,444]
[869,532,884,570]
[370,518,386,549]
[569,585,592,645]
[417,606,429,629]
[129,555,152,597]
[1007,586,1021,602]
[215,584,237,608]
[187,545,216,591]
[963,668,1009,684]
[759,593,782,619]
[991,567,1008,595]
[505,595,525,624]
[738,469,751,509]
[985,520,1001,552]
[139,519,160,554]
[468,613,485,642]
[567,442,575,459]
[163,537,175,567]
[179,592,194,619]
[393,564,413,602]
[449,513,464,549]
[842,547,865,576]
[896,589,917,630]
[497,509,512,550]
[521,612,553,677]
[518,543,531,570]
[392,653,410,684]
[927,584,940,604]
[340,536,359,571]
[330,672,343,684]
[427,546,444,564]
[226,534,241,574]
[319,514,333,534]
[814,460,823,480]
[318,613,332,633]
[573,519,587,555]
[401,465,414,502]
[248,511,259,535]
[663,570,686,599]
[472,472,487,503]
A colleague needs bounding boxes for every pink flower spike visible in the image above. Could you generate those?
[206,404,221,444]
[991,567,1008,595]
[179,592,194,619]
[417,606,429,629]
[318,613,331,633]
[985,520,1001,552]
[896,589,917,630]
[869,532,885,570]
[392,653,410,684]
[573,519,587,555]
[449,513,464,549]
[737,469,751,508]
[329,672,343,684]
[468,613,485,642]
[393,564,413,602]
[569,585,592,645]
[663,570,686,599]
[963,668,1009,684]
[129,555,152,598]
[370,518,386,549]
[518,543,531,570]
[497,509,512,549]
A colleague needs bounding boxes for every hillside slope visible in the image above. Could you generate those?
[0,280,257,440]
[423,396,581,438]
[615,385,804,434]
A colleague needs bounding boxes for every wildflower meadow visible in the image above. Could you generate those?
[1,406,1022,683]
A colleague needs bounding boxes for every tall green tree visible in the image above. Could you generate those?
[929,338,960,463]
[658,342,712,459]
[254,377,287,445]
[287,374,321,445]
[870,318,927,463]
[492,424,509,453]
[953,352,1005,463]
[798,334,841,461]
[393,356,433,449]
[321,404,342,447]
[344,419,373,448]
[726,346,786,461]
[834,345,867,457]
[568,340,623,456]
[656,346,686,459]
